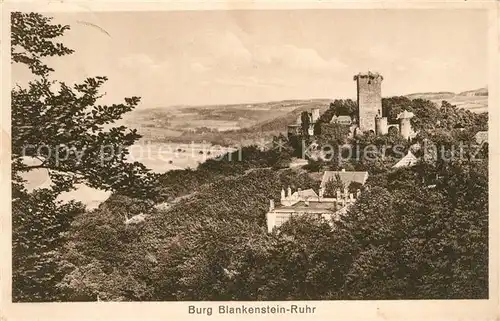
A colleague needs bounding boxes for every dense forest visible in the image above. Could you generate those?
[11,12,488,302]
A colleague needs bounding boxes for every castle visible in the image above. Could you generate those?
[266,170,368,233]
[288,71,416,139]
[287,108,321,136]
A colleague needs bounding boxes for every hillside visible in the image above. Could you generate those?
[121,99,331,145]
[121,88,488,146]
[459,87,488,96]
[405,87,488,112]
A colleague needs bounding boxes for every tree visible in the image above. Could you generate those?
[12,189,85,301]
[303,158,324,172]
[58,168,319,301]
[387,126,399,136]
[382,96,412,123]
[348,181,363,193]
[329,99,358,118]
[316,123,350,146]
[334,161,488,299]
[323,174,344,197]
[11,12,159,301]
[300,111,311,138]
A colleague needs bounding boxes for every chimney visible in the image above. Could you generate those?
[281,188,286,201]
[319,187,324,199]
[269,199,275,211]
[287,186,292,197]
[349,193,354,201]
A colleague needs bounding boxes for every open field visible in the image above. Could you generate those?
[122,88,488,147]
[121,99,332,145]
[406,87,488,112]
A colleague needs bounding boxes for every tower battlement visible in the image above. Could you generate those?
[353,71,384,81]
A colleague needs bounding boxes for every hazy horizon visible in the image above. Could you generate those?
[12,9,488,108]
[137,87,488,110]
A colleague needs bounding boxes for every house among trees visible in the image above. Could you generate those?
[266,169,368,233]
[320,169,369,189]
[475,130,488,145]
[392,150,419,168]
[330,115,353,126]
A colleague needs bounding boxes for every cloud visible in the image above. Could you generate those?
[367,45,400,62]
[194,30,252,70]
[409,57,459,70]
[117,32,347,82]
[215,31,253,63]
[118,53,168,73]
[253,44,347,73]
[177,30,346,74]
[213,76,293,88]
[190,62,209,73]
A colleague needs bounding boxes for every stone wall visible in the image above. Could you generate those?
[355,73,383,132]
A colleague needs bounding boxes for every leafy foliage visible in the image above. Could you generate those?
[300,111,311,138]
[11,12,74,76]
[58,169,319,300]
[323,174,344,197]
[11,12,159,301]
[12,188,85,301]
[11,12,489,303]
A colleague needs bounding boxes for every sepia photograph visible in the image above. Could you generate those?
[2,2,499,320]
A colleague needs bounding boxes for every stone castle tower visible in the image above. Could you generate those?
[354,71,383,132]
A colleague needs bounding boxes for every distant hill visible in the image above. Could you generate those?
[122,88,487,146]
[458,87,488,96]
[405,87,488,112]
[121,99,331,145]
[405,91,456,100]
[406,87,488,99]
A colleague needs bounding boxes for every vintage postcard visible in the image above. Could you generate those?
[1,1,499,320]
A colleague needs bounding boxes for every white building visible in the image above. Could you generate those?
[266,170,368,233]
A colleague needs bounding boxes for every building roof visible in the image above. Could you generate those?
[320,170,369,188]
[273,200,338,214]
[392,150,418,168]
[475,131,488,145]
[397,110,415,119]
[331,115,352,124]
[289,158,309,168]
[297,188,319,199]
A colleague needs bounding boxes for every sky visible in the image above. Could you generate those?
[12,9,488,108]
